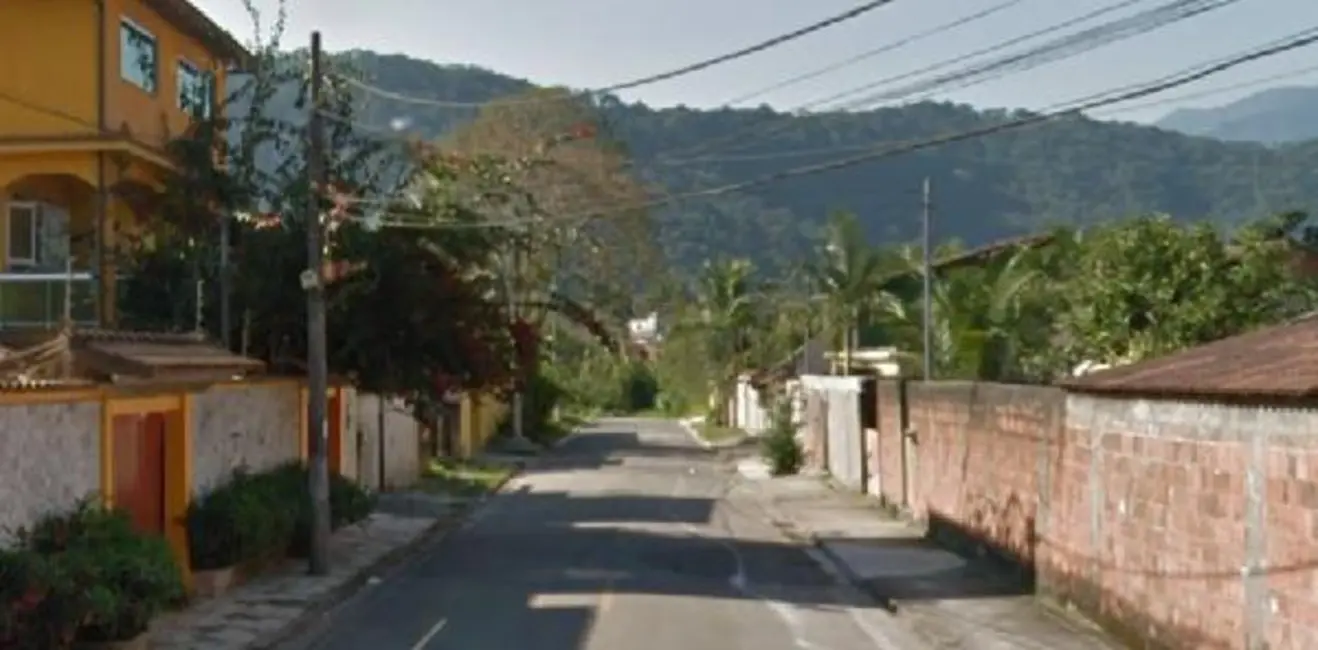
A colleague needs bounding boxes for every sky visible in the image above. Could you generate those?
[193,0,1318,124]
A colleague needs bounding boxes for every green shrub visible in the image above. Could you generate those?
[260,462,376,558]
[0,501,184,648]
[760,398,803,476]
[185,469,295,570]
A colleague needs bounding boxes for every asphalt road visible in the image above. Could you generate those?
[287,418,922,650]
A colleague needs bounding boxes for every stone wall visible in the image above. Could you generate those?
[191,382,301,493]
[0,398,101,542]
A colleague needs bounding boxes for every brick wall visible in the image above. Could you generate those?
[871,380,1318,650]
[870,380,1061,569]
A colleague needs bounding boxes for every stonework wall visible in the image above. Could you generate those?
[0,400,101,542]
[191,383,301,493]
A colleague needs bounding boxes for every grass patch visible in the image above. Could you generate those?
[418,457,513,498]
[697,423,746,444]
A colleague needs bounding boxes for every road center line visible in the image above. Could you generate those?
[408,618,448,650]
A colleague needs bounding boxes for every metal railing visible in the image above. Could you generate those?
[0,272,97,328]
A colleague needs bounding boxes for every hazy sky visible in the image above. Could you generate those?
[193,0,1318,123]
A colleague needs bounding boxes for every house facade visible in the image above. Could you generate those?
[0,0,246,327]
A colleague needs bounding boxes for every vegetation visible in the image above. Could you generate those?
[186,463,375,570]
[419,458,514,497]
[0,501,184,648]
[336,51,1318,273]
[760,398,804,476]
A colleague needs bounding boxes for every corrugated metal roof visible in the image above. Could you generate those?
[1060,312,1318,399]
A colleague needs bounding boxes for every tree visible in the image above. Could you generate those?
[1057,214,1318,367]
[806,211,888,374]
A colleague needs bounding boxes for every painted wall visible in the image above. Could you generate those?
[0,0,99,137]
[355,392,423,491]
[0,397,101,544]
[103,0,230,151]
[190,382,301,493]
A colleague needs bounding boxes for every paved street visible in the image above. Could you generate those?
[282,418,928,650]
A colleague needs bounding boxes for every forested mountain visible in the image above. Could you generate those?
[1156,86,1318,143]
[333,51,1318,269]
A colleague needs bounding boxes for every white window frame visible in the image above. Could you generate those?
[7,202,39,268]
[177,57,212,119]
[120,17,158,94]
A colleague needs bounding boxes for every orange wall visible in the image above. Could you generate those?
[103,0,230,151]
[0,1,100,136]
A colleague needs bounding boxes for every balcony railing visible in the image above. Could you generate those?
[0,272,97,328]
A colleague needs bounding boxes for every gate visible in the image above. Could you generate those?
[801,375,866,491]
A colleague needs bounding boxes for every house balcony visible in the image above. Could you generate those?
[0,271,97,328]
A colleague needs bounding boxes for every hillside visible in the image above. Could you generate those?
[1156,85,1318,143]
[337,51,1318,269]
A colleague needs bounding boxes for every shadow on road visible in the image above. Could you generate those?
[299,424,1035,650]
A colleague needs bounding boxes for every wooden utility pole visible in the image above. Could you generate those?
[921,177,933,381]
[304,31,332,576]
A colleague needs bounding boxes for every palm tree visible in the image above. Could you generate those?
[691,258,760,423]
[878,247,1041,380]
[807,211,888,374]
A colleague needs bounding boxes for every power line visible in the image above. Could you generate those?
[836,0,1243,111]
[642,61,1318,166]
[719,0,1027,107]
[339,0,903,108]
[646,0,1160,163]
[347,26,1318,231]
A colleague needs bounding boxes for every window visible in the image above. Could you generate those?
[7,203,38,267]
[120,19,157,93]
[177,59,212,119]
[5,203,70,270]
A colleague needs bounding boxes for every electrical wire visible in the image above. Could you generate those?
[342,26,1318,231]
[336,0,904,108]
[834,0,1243,111]
[679,0,1233,160]
[719,0,1027,107]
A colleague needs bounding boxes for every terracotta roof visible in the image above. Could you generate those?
[143,0,251,66]
[1060,312,1318,399]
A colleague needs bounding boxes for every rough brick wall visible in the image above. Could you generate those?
[0,400,101,543]
[192,383,301,493]
[873,381,905,507]
[868,381,1318,650]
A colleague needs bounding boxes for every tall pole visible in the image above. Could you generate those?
[212,64,231,350]
[509,237,525,441]
[921,177,934,381]
[304,31,332,576]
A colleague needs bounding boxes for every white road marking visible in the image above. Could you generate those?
[408,618,448,650]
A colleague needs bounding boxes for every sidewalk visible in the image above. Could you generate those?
[734,467,1124,650]
[149,488,491,650]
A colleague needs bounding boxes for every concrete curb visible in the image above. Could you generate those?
[257,465,525,650]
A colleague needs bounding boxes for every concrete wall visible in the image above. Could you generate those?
[354,392,423,491]
[191,382,301,493]
[0,399,101,543]
[870,379,1318,650]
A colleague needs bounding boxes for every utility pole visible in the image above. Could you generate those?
[921,177,933,381]
[508,237,525,442]
[211,64,231,350]
[303,31,332,576]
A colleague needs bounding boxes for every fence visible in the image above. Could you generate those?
[0,377,336,583]
[869,377,1318,650]
[799,375,867,491]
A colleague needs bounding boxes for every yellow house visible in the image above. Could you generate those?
[0,0,248,328]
